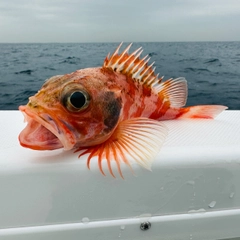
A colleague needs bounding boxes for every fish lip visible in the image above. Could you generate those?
[18,105,76,150]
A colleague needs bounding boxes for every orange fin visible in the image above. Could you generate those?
[103,43,188,107]
[75,118,168,178]
[178,105,228,119]
[156,77,188,108]
[103,42,164,87]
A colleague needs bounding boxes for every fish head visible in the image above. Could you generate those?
[18,68,122,151]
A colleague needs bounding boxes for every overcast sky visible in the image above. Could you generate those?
[0,0,240,43]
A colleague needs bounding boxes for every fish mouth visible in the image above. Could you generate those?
[18,106,76,151]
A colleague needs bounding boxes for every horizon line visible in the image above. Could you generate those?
[0,40,239,44]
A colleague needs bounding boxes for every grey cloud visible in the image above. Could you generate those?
[0,0,239,42]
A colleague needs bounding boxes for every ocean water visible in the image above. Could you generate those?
[0,42,239,110]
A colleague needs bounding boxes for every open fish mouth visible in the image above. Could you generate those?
[18,106,75,150]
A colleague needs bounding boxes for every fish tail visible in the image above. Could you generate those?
[177,105,228,119]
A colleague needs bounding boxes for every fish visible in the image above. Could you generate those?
[18,42,227,178]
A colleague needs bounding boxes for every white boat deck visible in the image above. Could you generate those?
[0,110,240,240]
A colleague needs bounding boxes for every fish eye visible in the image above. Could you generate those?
[63,90,90,112]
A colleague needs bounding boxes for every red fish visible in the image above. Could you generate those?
[19,43,227,177]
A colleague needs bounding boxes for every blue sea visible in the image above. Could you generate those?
[0,42,239,110]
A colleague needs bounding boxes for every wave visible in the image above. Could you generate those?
[43,66,56,71]
[148,52,157,57]
[178,58,198,63]
[15,69,34,75]
[59,56,81,64]
[204,58,220,64]
[14,90,37,102]
[184,67,210,73]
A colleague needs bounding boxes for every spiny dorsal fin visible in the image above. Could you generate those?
[103,42,163,86]
[103,43,188,108]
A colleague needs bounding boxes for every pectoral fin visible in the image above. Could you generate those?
[76,118,168,178]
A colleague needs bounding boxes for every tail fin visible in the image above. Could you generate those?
[178,105,228,119]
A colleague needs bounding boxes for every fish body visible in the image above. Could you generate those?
[19,43,227,177]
